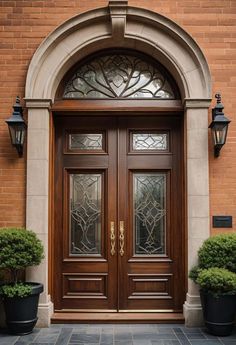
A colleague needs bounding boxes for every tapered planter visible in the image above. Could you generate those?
[3,283,43,335]
[200,290,236,336]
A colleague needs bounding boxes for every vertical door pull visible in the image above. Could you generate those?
[119,221,125,256]
[110,221,116,256]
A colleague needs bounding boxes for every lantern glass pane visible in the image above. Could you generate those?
[213,123,227,145]
[8,124,26,145]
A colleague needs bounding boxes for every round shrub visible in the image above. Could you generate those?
[0,228,44,272]
[198,233,236,272]
[197,267,236,296]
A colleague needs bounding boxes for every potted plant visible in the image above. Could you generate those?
[189,233,236,336]
[0,228,44,335]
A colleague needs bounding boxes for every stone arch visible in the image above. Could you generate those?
[25,1,211,327]
[25,4,211,101]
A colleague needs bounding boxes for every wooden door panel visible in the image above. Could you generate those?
[118,116,184,312]
[54,116,118,311]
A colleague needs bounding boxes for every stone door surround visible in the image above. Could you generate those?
[24,0,211,327]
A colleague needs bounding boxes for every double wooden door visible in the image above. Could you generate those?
[53,115,185,313]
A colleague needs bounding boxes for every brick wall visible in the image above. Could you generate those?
[0,0,235,233]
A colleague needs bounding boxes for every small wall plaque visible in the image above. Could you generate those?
[213,216,232,228]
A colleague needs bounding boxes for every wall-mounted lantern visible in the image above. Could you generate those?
[209,93,231,158]
[5,96,27,158]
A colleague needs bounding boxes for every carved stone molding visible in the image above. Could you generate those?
[109,0,128,41]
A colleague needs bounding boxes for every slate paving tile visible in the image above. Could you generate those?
[114,331,132,338]
[133,339,152,345]
[70,334,100,343]
[182,328,203,334]
[220,341,236,345]
[189,341,222,345]
[157,328,175,334]
[34,334,59,343]
[38,330,60,335]
[173,329,184,334]
[185,333,207,340]
[30,343,55,345]
[19,330,40,343]
[133,333,178,341]
[100,333,113,343]
[152,341,181,345]
[0,334,19,345]
[55,328,72,345]
[173,328,192,345]
[114,341,133,345]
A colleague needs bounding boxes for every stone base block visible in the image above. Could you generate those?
[36,301,53,327]
[183,301,204,327]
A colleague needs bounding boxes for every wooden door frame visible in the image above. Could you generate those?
[49,99,187,321]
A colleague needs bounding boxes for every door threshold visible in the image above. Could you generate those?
[51,312,184,323]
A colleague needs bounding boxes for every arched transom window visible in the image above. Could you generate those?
[62,52,180,99]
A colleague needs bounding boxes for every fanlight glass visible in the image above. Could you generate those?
[63,54,178,99]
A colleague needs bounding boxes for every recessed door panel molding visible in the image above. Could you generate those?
[128,274,173,299]
[63,273,108,298]
[54,115,185,313]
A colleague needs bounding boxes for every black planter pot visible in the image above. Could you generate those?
[200,290,236,336]
[3,282,43,335]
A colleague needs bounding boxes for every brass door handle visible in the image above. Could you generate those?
[110,221,116,256]
[119,221,125,256]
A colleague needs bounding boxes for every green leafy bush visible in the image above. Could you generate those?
[189,266,203,283]
[0,228,44,298]
[198,233,236,272]
[196,267,236,296]
[0,283,32,298]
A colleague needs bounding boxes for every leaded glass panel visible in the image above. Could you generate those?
[70,173,102,255]
[69,133,103,150]
[63,54,177,99]
[134,173,166,255]
[132,133,167,151]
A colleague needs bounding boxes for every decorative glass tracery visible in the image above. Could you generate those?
[63,53,177,99]
[132,133,168,151]
[70,174,102,255]
[134,173,166,255]
[69,133,103,150]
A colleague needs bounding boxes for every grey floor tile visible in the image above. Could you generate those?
[0,335,19,345]
[157,328,175,334]
[173,329,184,334]
[133,333,178,341]
[114,341,133,345]
[100,333,113,343]
[182,328,203,334]
[115,331,132,337]
[19,330,40,343]
[152,341,181,345]
[30,343,55,345]
[173,335,191,345]
[220,341,236,345]
[70,334,100,343]
[189,341,222,345]
[186,333,207,340]
[55,328,72,345]
[133,340,152,345]
[34,334,59,343]
[38,330,60,336]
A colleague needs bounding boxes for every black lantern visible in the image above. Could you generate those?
[5,96,27,157]
[209,93,231,158]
